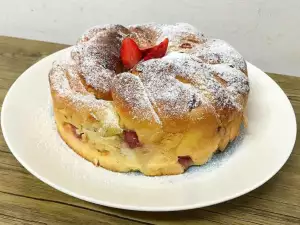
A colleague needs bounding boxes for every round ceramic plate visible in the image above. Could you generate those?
[1,48,297,211]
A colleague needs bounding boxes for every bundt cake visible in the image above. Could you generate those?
[49,23,249,176]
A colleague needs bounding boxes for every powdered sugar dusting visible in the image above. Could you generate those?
[32,101,107,182]
[78,24,128,43]
[158,23,205,44]
[135,59,198,118]
[50,22,249,126]
[131,23,206,46]
[129,51,248,120]
[192,39,247,72]
[71,26,129,96]
[209,64,249,94]
[49,59,120,130]
[112,73,161,124]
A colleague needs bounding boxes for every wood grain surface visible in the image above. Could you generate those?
[0,36,299,225]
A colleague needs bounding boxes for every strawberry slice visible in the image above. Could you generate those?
[120,37,169,69]
[120,38,143,69]
[142,38,169,61]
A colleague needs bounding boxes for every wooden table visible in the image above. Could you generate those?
[0,36,299,225]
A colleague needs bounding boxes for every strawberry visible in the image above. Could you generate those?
[64,123,83,140]
[123,130,141,148]
[178,156,193,169]
[120,37,169,69]
[120,38,143,69]
[143,38,169,61]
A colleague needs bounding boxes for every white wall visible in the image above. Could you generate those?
[0,0,299,76]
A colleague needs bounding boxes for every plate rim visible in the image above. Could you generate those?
[1,48,297,211]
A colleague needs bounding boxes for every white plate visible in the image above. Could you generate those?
[1,48,297,211]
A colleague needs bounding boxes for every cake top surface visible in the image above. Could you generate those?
[49,23,249,126]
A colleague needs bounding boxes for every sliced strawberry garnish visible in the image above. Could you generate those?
[120,37,169,69]
[143,38,169,61]
[120,38,143,69]
[123,130,141,148]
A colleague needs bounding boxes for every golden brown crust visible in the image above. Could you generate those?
[49,23,249,176]
[53,102,244,176]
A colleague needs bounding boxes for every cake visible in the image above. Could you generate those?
[49,23,249,176]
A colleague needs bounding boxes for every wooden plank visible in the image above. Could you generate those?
[0,192,146,225]
[0,36,299,225]
[0,214,43,225]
